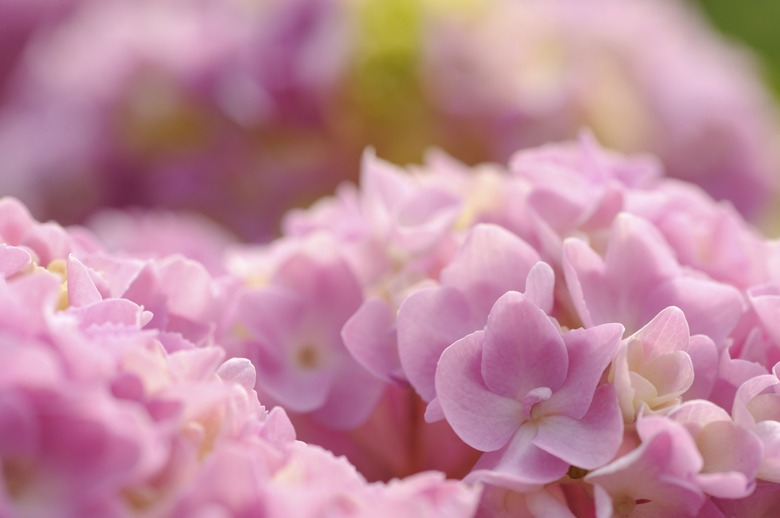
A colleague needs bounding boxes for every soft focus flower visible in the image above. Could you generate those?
[0,0,777,240]
[223,234,384,429]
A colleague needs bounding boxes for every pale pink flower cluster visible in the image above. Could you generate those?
[0,0,776,239]
[0,197,479,517]
[216,134,780,516]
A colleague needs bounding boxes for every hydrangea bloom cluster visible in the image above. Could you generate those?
[213,134,780,516]
[0,197,480,517]
[0,0,777,239]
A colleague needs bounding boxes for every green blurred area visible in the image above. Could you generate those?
[693,0,780,95]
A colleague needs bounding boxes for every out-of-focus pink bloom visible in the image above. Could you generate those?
[0,0,777,240]
[425,0,779,218]
[223,235,384,429]
[0,0,355,240]
[87,208,237,275]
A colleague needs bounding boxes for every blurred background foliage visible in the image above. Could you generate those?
[694,0,780,95]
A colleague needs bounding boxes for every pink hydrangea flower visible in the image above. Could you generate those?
[610,306,718,421]
[396,223,553,410]
[223,235,384,429]
[436,291,624,489]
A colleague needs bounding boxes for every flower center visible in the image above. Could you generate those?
[295,343,321,370]
[521,387,552,420]
[614,494,636,516]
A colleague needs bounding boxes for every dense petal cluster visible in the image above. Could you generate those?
[0,0,776,239]
[0,197,480,517]
[212,134,780,515]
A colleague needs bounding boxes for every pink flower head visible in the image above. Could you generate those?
[436,291,624,490]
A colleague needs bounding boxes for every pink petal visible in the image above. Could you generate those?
[481,292,568,399]
[603,214,680,301]
[398,286,480,401]
[579,182,624,231]
[732,374,779,427]
[683,334,718,401]
[440,223,539,312]
[696,421,761,497]
[698,472,756,500]
[237,287,303,358]
[310,355,385,429]
[755,421,780,482]
[587,432,706,517]
[631,306,690,358]
[0,244,31,278]
[254,353,332,413]
[562,237,605,328]
[534,384,623,469]
[523,261,555,315]
[466,424,569,491]
[273,249,363,338]
[544,323,624,419]
[436,331,522,452]
[393,187,460,253]
[67,255,103,307]
[646,277,742,346]
[360,150,413,223]
[216,358,256,392]
[69,298,148,329]
[342,299,403,383]
[157,257,215,320]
